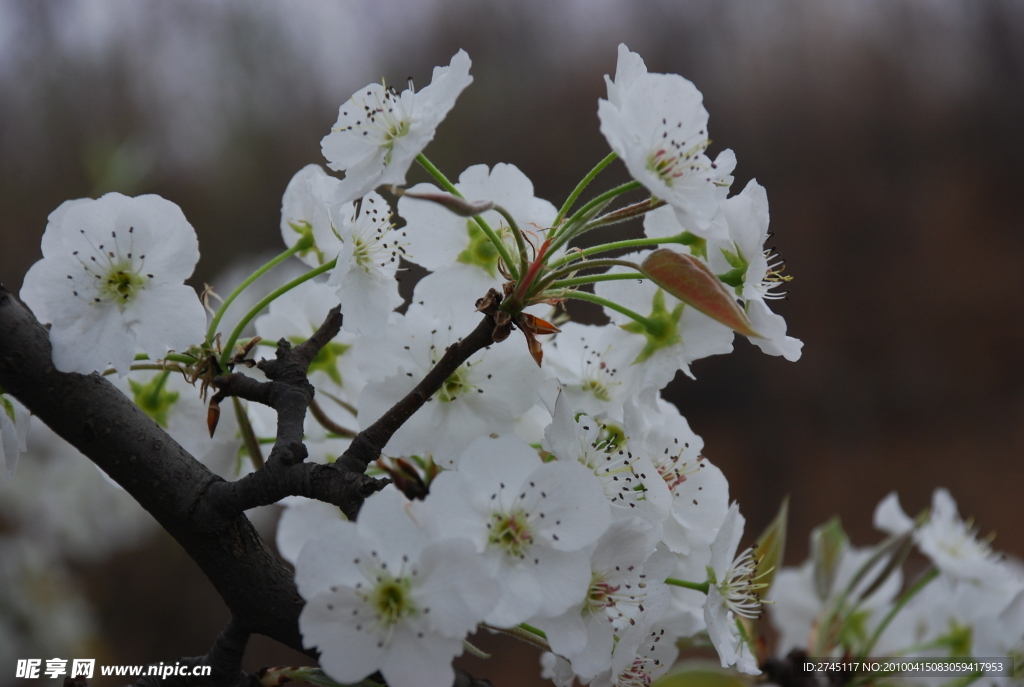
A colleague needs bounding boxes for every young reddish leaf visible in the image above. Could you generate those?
[517,312,561,336]
[640,249,760,338]
[207,399,221,438]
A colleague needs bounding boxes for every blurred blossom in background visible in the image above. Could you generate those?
[1,1,1023,685]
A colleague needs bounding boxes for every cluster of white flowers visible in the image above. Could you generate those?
[770,489,1024,686]
[259,45,802,687]
[6,44,821,687]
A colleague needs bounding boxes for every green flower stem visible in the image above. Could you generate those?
[219,259,337,369]
[860,567,939,658]
[493,204,530,279]
[527,258,642,298]
[104,363,188,377]
[553,151,618,228]
[557,290,654,329]
[134,352,198,364]
[547,180,642,256]
[206,243,304,344]
[481,623,551,652]
[519,623,548,639]
[545,271,646,291]
[665,577,710,594]
[416,154,519,279]
[548,235,685,270]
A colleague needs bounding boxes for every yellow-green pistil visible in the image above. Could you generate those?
[436,365,473,402]
[488,510,534,559]
[369,574,416,627]
[100,261,148,304]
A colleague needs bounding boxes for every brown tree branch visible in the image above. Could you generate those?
[0,285,505,686]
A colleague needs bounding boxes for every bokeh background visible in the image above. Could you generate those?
[1,0,1023,685]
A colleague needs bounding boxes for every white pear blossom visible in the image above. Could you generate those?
[707,180,802,360]
[627,392,730,556]
[590,621,680,687]
[540,652,576,687]
[399,162,557,326]
[1,392,30,477]
[545,322,643,418]
[280,164,345,267]
[417,435,611,627]
[533,518,675,681]
[598,45,725,237]
[275,496,347,566]
[357,306,545,466]
[20,193,206,376]
[876,489,1021,592]
[594,251,735,388]
[314,191,405,338]
[770,545,904,656]
[644,181,802,361]
[322,50,473,203]
[704,503,762,674]
[543,391,671,524]
[295,487,497,687]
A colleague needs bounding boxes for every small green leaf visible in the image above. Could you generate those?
[754,496,788,600]
[811,517,849,602]
[640,249,759,338]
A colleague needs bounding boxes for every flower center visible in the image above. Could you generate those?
[716,546,766,619]
[99,261,148,304]
[644,123,710,188]
[436,364,474,402]
[653,451,703,494]
[488,510,534,559]
[368,574,416,627]
[335,86,411,166]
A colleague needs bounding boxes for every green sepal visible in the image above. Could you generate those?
[678,231,708,260]
[288,221,325,264]
[811,516,849,602]
[754,496,789,600]
[620,289,683,364]
[128,374,179,428]
[457,220,501,277]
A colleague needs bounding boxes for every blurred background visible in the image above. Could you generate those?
[1,0,1023,684]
